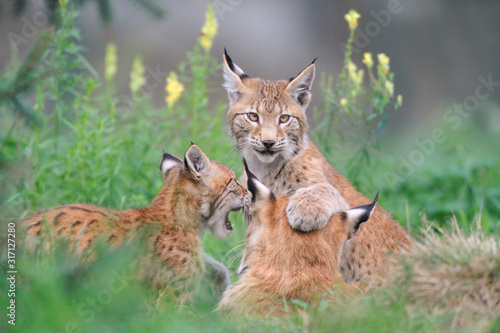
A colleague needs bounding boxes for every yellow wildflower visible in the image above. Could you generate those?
[130,56,146,94]
[396,94,403,107]
[105,43,117,83]
[356,69,364,85]
[385,80,394,96]
[377,53,390,74]
[339,98,347,106]
[199,3,218,51]
[344,10,361,30]
[165,72,184,107]
[347,61,358,80]
[362,52,373,68]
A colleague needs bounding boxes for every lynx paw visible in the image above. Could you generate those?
[286,194,332,232]
[203,254,230,298]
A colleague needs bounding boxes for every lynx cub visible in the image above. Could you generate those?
[21,145,248,304]
[218,161,378,316]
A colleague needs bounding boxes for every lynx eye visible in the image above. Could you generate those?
[247,112,259,122]
[279,114,290,124]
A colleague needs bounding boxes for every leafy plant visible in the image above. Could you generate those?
[312,10,402,183]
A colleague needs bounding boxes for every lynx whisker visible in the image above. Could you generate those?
[222,242,246,264]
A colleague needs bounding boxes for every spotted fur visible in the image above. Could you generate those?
[21,145,248,304]
[222,52,413,284]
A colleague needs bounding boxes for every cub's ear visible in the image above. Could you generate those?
[342,191,379,240]
[160,149,182,177]
[286,59,316,109]
[184,144,211,180]
[243,159,275,204]
[223,49,249,107]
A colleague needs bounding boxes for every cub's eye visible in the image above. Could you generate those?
[279,114,290,123]
[247,112,259,122]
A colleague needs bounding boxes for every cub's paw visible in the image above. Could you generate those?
[203,254,230,299]
[286,194,331,232]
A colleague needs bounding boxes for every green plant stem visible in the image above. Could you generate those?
[0,117,18,153]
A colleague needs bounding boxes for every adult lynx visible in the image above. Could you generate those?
[222,51,412,283]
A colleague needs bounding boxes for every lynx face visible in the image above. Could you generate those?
[195,160,248,239]
[160,145,248,239]
[223,51,315,164]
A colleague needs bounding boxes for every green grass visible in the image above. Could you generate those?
[1,5,499,333]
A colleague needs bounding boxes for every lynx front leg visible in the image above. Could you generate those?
[201,254,230,301]
[286,183,349,232]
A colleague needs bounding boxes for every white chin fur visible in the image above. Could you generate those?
[254,150,279,163]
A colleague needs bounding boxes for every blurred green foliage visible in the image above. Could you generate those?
[1,0,166,26]
[0,4,498,333]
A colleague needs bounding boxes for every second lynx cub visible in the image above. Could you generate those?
[218,161,378,316]
[21,145,248,304]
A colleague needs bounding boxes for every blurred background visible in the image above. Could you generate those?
[1,2,500,331]
[0,0,499,227]
[2,0,499,133]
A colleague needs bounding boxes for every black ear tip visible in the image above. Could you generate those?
[161,149,169,161]
[371,190,380,206]
[160,151,182,171]
[224,48,234,68]
[190,141,195,146]
[311,57,318,65]
[243,158,257,181]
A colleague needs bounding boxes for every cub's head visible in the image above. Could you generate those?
[159,145,248,239]
[237,160,378,275]
[222,50,315,163]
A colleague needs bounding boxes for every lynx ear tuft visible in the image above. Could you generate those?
[160,150,182,176]
[223,49,249,107]
[224,48,248,79]
[243,159,274,203]
[286,60,316,109]
[184,145,211,180]
[343,191,379,239]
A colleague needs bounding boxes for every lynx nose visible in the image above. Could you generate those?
[262,140,275,149]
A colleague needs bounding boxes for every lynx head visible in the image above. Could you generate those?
[236,159,378,275]
[223,50,316,164]
[159,144,248,239]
